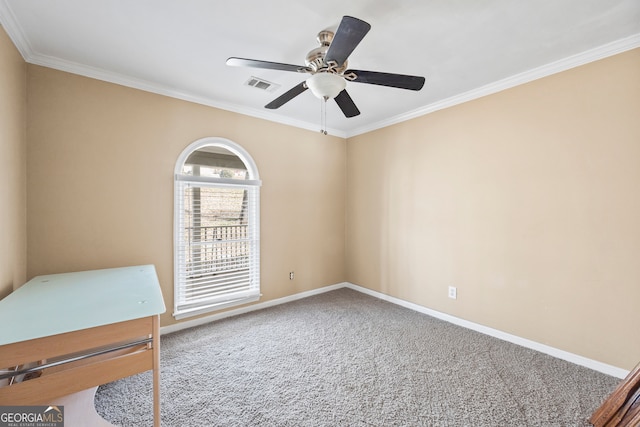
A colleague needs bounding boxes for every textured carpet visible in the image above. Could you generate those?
[95,288,618,426]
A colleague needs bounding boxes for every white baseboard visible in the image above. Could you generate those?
[344,282,629,379]
[160,283,347,336]
[161,281,629,379]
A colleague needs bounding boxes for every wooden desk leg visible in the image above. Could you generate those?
[152,315,161,427]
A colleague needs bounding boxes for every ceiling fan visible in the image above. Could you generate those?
[226,16,425,120]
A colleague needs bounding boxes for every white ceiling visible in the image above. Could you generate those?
[1,0,639,137]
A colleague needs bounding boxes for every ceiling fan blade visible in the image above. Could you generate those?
[226,57,310,73]
[346,69,425,91]
[324,16,371,67]
[334,90,360,118]
[265,82,308,109]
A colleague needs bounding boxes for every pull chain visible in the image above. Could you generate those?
[320,97,328,135]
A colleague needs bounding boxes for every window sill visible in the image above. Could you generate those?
[173,294,260,320]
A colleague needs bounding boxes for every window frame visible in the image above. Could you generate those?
[173,137,261,320]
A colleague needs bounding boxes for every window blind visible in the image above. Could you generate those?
[174,180,260,318]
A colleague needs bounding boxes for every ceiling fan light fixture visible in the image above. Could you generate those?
[306,73,346,100]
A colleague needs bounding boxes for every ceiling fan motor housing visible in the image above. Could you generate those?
[305,30,347,73]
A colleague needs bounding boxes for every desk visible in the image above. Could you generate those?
[0,265,166,426]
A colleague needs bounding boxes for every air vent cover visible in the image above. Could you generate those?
[245,76,280,92]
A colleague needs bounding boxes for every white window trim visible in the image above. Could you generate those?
[173,137,261,320]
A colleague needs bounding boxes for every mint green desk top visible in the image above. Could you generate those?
[0,265,166,346]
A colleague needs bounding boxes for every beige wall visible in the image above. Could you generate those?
[11,29,639,369]
[346,48,640,370]
[0,25,27,299]
[26,65,346,326]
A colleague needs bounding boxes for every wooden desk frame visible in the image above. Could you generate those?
[0,315,161,427]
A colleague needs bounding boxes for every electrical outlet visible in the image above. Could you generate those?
[289,271,294,280]
[448,286,457,299]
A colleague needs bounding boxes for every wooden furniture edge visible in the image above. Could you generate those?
[0,314,162,427]
[0,317,152,368]
[590,361,640,426]
[153,315,161,427]
[0,348,153,405]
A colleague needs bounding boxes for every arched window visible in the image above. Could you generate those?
[173,137,261,319]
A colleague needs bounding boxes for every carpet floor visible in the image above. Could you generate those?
[94,288,618,426]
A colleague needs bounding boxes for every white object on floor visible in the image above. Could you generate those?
[52,386,114,427]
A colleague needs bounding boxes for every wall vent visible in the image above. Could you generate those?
[244,76,280,92]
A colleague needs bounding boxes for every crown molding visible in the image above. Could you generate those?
[0,0,346,138]
[25,52,348,138]
[0,0,33,59]
[1,0,638,140]
[347,33,640,138]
